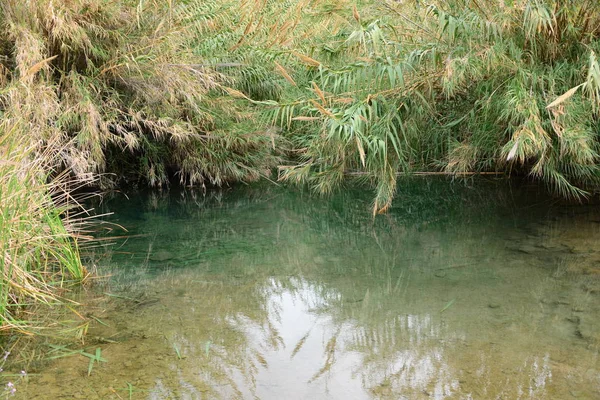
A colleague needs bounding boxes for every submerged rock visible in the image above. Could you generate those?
[576,315,600,343]
[537,242,571,252]
[515,244,539,254]
[566,315,580,324]
[313,256,325,265]
[150,250,174,262]
[506,243,538,254]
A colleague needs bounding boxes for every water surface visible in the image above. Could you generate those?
[16,180,600,399]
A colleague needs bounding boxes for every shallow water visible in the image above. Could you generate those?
[14,180,600,399]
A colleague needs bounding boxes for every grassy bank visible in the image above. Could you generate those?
[1,0,600,338]
[0,132,88,339]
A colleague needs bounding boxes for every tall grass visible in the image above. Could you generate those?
[192,0,600,212]
[0,0,280,190]
[4,0,598,215]
[0,130,88,336]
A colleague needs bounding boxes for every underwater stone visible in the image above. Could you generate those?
[313,256,325,264]
[577,315,600,343]
[149,250,174,261]
[515,244,538,254]
[566,315,580,324]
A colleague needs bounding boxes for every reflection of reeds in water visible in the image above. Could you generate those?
[93,268,455,399]
[94,187,501,398]
[308,327,340,383]
[290,328,312,359]
[348,314,459,397]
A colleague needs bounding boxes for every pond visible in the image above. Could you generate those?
[14,179,600,399]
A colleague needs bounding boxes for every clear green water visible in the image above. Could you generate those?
[15,180,600,399]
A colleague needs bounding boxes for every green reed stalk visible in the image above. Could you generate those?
[0,129,88,336]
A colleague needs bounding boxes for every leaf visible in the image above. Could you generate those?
[546,84,583,109]
[506,141,519,161]
[356,137,366,167]
[88,357,95,376]
[274,62,297,86]
[292,51,321,67]
[440,299,455,313]
[87,348,103,376]
[291,116,320,121]
[173,344,182,359]
[22,55,58,80]
[442,112,469,128]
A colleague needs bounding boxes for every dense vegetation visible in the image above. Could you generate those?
[225,0,600,212]
[1,0,600,337]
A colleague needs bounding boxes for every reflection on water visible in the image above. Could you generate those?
[15,180,600,399]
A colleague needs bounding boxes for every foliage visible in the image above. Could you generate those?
[192,0,600,212]
[0,131,88,336]
[4,0,599,212]
[0,0,279,188]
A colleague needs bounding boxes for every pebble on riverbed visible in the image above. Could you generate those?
[576,315,600,343]
[149,250,174,262]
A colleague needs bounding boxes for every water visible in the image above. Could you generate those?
[14,180,600,399]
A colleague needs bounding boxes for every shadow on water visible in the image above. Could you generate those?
[13,178,600,399]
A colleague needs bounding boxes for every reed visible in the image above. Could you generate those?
[193,0,600,212]
[0,0,279,190]
[3,0,598,216]
[0,0,282,338]
[0,129,88,337]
